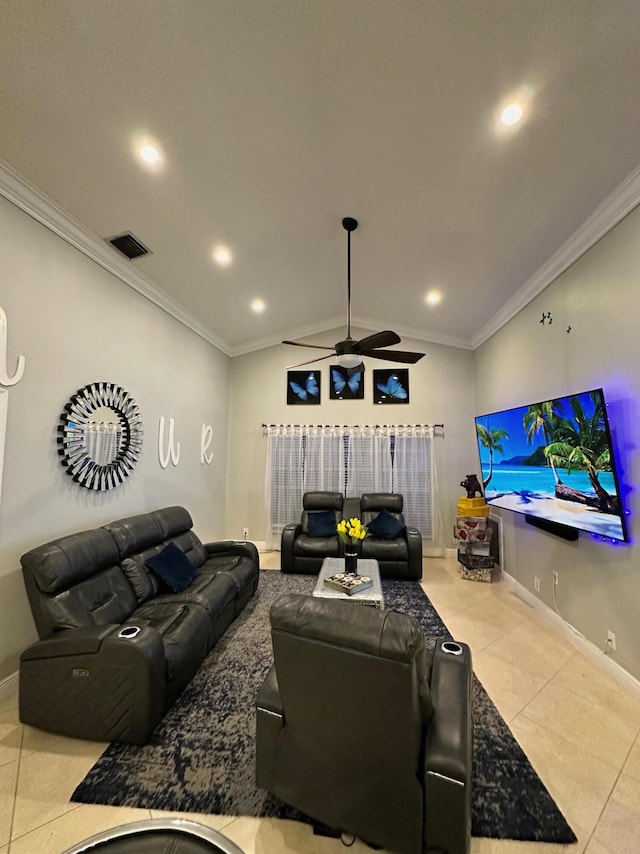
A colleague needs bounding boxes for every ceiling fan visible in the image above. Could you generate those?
[283,217,426,375]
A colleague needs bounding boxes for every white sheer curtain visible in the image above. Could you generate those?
[345,427,392,496]
[393,426,435,541]
[264,423,441,553]
[303,426,345,492]
[264,426,304,549]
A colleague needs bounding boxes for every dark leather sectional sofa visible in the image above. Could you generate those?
[19,505,259,745]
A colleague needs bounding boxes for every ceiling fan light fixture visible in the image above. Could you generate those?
[336,353,362,369]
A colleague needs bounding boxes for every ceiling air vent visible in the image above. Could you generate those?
[107,232,151,260]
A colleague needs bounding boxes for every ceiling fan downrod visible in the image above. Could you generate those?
[342,217,358,340]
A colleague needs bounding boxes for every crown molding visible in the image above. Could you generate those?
[354,314,473,351]
[0,158,232,356]
[228,314,349,357]
[229,313,473,357]
[471,162,640,349]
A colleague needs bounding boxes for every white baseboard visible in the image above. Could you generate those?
[0,671,18,704]
[504,571,640,699]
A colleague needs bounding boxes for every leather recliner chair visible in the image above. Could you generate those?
[280,491,344,574]
[256,594,473,854]
[359,492,422,579]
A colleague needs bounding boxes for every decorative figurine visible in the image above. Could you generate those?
[460,473,483,499]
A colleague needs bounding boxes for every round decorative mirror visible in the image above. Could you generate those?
[57,381,144,490]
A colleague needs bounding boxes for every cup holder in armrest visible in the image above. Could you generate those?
[441,641,463,656]
[118,626,141,639]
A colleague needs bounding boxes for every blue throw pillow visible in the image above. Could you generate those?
[368,508,405,540]
[307,510,337,538]
[146,541,200,592]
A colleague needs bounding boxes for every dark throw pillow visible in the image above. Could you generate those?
[146,541,200,592]
[368,508,405,540]
[307,509,337,538]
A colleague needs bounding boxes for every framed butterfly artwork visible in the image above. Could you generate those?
[329,366,364,400]
[373,368,410,404]
[287,370,321,405]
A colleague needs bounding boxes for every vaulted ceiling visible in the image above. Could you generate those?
[2,1,640,355]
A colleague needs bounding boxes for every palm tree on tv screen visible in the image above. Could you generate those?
[544,392,617,512]
[523,400,563,485]
[476,424,509,490]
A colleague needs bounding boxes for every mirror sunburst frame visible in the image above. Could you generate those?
[57,381,144,490]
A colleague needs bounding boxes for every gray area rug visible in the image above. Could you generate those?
[72,572,577,843]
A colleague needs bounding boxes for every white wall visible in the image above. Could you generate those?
[0,196,231,678]
[474,203,640,681]
[226,325,477,547]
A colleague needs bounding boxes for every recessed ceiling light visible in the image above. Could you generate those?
[132,134,165,170]
[425,290,442,306]
[500,103,523,126]
[250,298,266,313]
[212,245,233,267]
[140,144,161,164]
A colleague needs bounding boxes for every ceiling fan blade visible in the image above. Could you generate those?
[282,340,335,351]
[359,349,425,364]
[355,330,401,351]
[287,354,335,368]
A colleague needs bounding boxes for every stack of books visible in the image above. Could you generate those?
[324,573,373,596]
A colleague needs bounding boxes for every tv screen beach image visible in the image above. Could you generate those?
[475,389,627,542]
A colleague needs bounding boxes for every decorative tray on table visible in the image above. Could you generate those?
[323,573,373,595]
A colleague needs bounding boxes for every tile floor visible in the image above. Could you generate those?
[2,553,640,853]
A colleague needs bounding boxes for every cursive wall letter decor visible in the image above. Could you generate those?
[0,306,26,505]
[201,423,213,464]
[57,381,144,490]
[158,416,181,468]
[0,307,26,386]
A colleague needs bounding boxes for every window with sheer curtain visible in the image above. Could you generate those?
[264,425,436,550]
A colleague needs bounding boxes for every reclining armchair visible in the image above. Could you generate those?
[256,594,473,854]
[280,491,343,574]
[359,492,422,580]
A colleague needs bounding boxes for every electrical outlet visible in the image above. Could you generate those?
[553,571,559,586]
[242,527,249,540]
[607,630,616,651]
[534,577,540,592]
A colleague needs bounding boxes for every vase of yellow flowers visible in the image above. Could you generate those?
[337,517,367,574]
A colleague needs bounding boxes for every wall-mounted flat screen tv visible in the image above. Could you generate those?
[474,388,628,542]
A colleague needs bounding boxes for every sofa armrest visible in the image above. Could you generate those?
[280,524,301,573]
[205,540,259,567]
[20,624,120,659]
[255,664,284,790]
[423,639,473,854]
[405,527,423,579]
[19,624,166,745]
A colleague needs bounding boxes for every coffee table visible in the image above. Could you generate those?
[313,557,384,609]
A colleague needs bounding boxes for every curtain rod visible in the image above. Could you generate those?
[262,423,444,429]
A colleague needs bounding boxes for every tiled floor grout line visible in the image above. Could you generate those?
[7,722,24,854]
[581,731,640,854]
[479,640,577,690]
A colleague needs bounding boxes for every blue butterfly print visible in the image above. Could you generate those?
[331,368,361,395]
[376,375,407,399]
[289,373,319,400]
